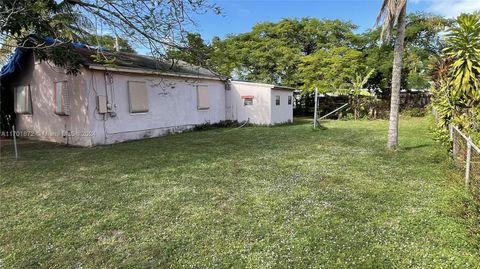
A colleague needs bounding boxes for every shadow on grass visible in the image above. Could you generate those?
[402,144,432,151]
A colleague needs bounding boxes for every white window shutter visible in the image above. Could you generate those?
[63,83,70,115]
[14,86,25,113]
[128,81,149,113]
[55,82,62,114]
[55,81,70,115]
[197,86,209,110]
[14,85,32,114]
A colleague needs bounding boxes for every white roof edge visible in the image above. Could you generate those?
[272,86,296,91]
[88,65,223,81]
[230,80,296,91]
[230,80,275,88]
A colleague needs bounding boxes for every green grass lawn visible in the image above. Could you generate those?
[1,117,479,268]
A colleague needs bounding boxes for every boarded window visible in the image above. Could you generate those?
[54,81,70,115]
[244,98,253,106]
[14,85,32,114]
[275,95,280,106]
[128,81,149,113]
[288,96,292,105]
[197,86,209,110]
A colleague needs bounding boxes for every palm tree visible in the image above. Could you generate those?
[376,0,408,150]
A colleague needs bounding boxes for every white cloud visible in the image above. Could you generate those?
[418,0,480,18]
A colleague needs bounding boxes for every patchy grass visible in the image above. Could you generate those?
[1,117,479,268]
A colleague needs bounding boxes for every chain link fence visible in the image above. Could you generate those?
[450,125,480,198]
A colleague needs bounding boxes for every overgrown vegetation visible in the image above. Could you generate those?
[1,118,479,268]
[431,13,480,145]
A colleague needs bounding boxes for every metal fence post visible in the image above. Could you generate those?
[313,88,318,129]
[12,125,18,160]
[465,136,472,191]
[452,128,458,163]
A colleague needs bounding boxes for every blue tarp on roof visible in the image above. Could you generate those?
[0,48,26,81]
[42,36,107,51]
[0,34,107,81]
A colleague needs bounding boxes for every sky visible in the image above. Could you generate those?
[189,0,480,41]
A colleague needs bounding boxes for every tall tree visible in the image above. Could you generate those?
[376,0,408,150]
[209,18,357,85]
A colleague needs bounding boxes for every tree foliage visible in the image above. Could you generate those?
[1,0,84,43]
[166,33,214,68]
[210,18,358,86]
[359,13,451,92]
[298,47,365,93]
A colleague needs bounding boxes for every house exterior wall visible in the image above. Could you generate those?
[271,89,294,124]
[14,60,92,146]
[87,70,226,145]
[227,81,273,125]
[13,62,293,147]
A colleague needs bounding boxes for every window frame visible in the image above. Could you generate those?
[244,97,253,106]
[288,95,292,105]
[275,95,280,106]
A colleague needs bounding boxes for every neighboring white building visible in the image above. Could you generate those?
[2,47,295,146]
[227,81,294,125]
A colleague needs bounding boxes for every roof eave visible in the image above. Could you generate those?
[272,86,296,91]
[87,64,224,81]
[230,80,296,91]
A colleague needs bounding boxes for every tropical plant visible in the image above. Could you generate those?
[443,13,480,102]
[376,0,408,150]
[431,13,480,145]
[348,69,376,95]
[344,69,376,120]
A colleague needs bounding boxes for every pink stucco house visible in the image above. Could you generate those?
[1,47,294,147]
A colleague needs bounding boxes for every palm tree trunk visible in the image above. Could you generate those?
[387,4,407,150]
